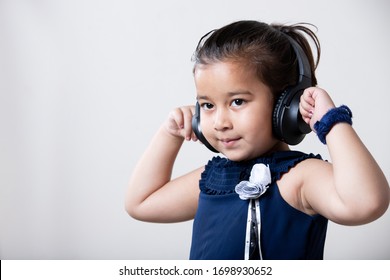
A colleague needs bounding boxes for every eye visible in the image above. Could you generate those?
[231,99,245,107]
[200,103,214,110]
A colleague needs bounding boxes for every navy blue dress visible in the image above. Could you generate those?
[189,151,328,260]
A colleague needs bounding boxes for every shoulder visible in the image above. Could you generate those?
[295,156,331,173]
[277,156,331,216]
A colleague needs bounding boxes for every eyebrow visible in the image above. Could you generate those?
[197,91,253,100]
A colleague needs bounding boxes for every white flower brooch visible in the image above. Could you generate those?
[234,163,271,200]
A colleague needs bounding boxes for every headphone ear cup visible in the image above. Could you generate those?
[192,102,219,153]
[272,89,311,145]
[272,91,287,142]
[192,102,202,140]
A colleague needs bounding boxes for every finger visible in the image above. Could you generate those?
[299,103,312,123]
[299,98,312,113]
[171,107,185,130]
[182,106,194,141]
[302,88,316,107]
[189,105,198,141]
[189,105,195,115]
[302,116,310,125]
[299,96,313,116]
[165,108,186,139]
[191,131,198,142]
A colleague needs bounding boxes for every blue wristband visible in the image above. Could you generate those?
[314,105,353,144]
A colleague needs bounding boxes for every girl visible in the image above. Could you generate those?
[125,20,389,259]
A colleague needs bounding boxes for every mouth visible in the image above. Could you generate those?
[219,137,241,148]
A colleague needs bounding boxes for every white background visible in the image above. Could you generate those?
[0,0,389,259]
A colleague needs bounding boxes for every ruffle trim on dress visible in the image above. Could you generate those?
[199,151,322,196]
[268,152,322,181]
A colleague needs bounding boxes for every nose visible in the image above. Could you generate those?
[214,108,232,131]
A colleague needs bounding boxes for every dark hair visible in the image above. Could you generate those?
[192,20,320,98]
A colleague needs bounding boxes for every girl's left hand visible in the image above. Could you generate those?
[299,87,336,131]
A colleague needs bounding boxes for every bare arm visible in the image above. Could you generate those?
[125,106,203,223]
[299,87,389,225]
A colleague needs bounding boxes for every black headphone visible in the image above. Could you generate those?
[192,36,312,153]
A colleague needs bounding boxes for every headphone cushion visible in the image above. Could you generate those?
[273,89,311,145]
[192,102,219,153]
[272,91,287,141]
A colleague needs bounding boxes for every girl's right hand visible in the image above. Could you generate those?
[164,105,198,141]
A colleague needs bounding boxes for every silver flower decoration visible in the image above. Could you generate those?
[235,163,271,200]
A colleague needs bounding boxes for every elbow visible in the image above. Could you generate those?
[125,200,134,218]
[125,203,144,221]
[369,172,390,221]
[359,179,390,224]
[376,187,390,218]
[124,185,148,221]
[356,187,390,225]
[366,196,389,223]
[373,182,390,220]
[124,198,142,221]
[125,197,153,222]
[339,187,390,226]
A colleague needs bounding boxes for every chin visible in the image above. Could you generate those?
[222,147,277,162]
[221,151,254,162]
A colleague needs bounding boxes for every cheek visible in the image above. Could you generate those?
[247,119,271,139]
[243,111,274,139]
[244,107,272,127]
[200,114,213,135]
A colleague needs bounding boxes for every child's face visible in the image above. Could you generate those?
[194,60,284,161]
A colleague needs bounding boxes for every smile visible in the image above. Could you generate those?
[219,138,241,148]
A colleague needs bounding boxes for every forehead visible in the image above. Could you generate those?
[194,60,270,98]
[194,60,256,80]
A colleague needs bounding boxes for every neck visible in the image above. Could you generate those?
[265,141,290,156]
